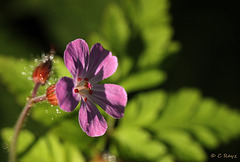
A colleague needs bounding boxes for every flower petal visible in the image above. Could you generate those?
[90,84,127,119]
[87,43,118,83]
[64,39,89,79]
[79,99,107,137]
[56,77,80,112]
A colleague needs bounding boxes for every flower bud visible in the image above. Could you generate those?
[46,84,58,105]
[32,59,52,85]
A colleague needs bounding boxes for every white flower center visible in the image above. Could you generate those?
[74,78,93,101]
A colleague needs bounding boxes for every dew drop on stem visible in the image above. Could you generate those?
[21,72,26,75]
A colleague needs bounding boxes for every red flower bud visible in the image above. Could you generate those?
[32,59,52,85]
[46,84,58,105]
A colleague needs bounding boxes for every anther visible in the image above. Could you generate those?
[77,78,82,82]
[83,82,92,90]
[74,89,79,93]
[84,78,89,81]
[84,97,87,101]
[89,90,93,95]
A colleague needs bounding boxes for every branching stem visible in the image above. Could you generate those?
[9,83,46,162]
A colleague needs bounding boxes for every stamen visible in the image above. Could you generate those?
[89,90,93,95]
[84,97,87,101]
[74,78,93,97]
[74,89,79,93]
[84,82,92,90]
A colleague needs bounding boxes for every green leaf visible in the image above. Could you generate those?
[51,119,96,153]
[151,88,240,160]
[157,154,175,162]
[21,133,85,162]
[101,3,130,53]
[31,102,66,126]
[190,126,219,149]
[116,88,240,161]
[157,129,206,162]
[90,0,180,72]
[64,142,85,162]
[137,26,175,68]
[1,128,35,155]
[122,0,178,68]
[119,69,166,93]
[113,127,166,161]
[1,128,85,162]
[156,88,201,124]
[120,90,167,127]
[125,0,171,29]
[112,90,168,161]
[195,101,240,142]
[0,55,34,106]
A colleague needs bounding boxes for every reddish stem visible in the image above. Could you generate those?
[9,84,46,162]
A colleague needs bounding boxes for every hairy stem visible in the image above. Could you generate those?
[9,101,32,162]
[33,95,47,103]
[31,82,40,98]
[9,83,46,162]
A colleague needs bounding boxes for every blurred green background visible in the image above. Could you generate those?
[1,0,239,161]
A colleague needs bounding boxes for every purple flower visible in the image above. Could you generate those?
[56,39,127,137]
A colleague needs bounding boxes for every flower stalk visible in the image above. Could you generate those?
[9,54,53,162]
[9,84,47,162]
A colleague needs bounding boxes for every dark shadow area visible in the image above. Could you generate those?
[167,0,240,107]
[167,0,240,161]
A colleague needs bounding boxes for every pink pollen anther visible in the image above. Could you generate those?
[84,78,89,81]
[89,90,93,95]
[84,97,87,101]
[87,82,92,89]
[74,89,79,93]
[77,78,82,82]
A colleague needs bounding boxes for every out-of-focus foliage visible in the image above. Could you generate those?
[90,0,179,92]
[0,0,240,162]
[1,128,85,162]
[113,89,240,161]
[1,53,240,162]
[0,56,33,105]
